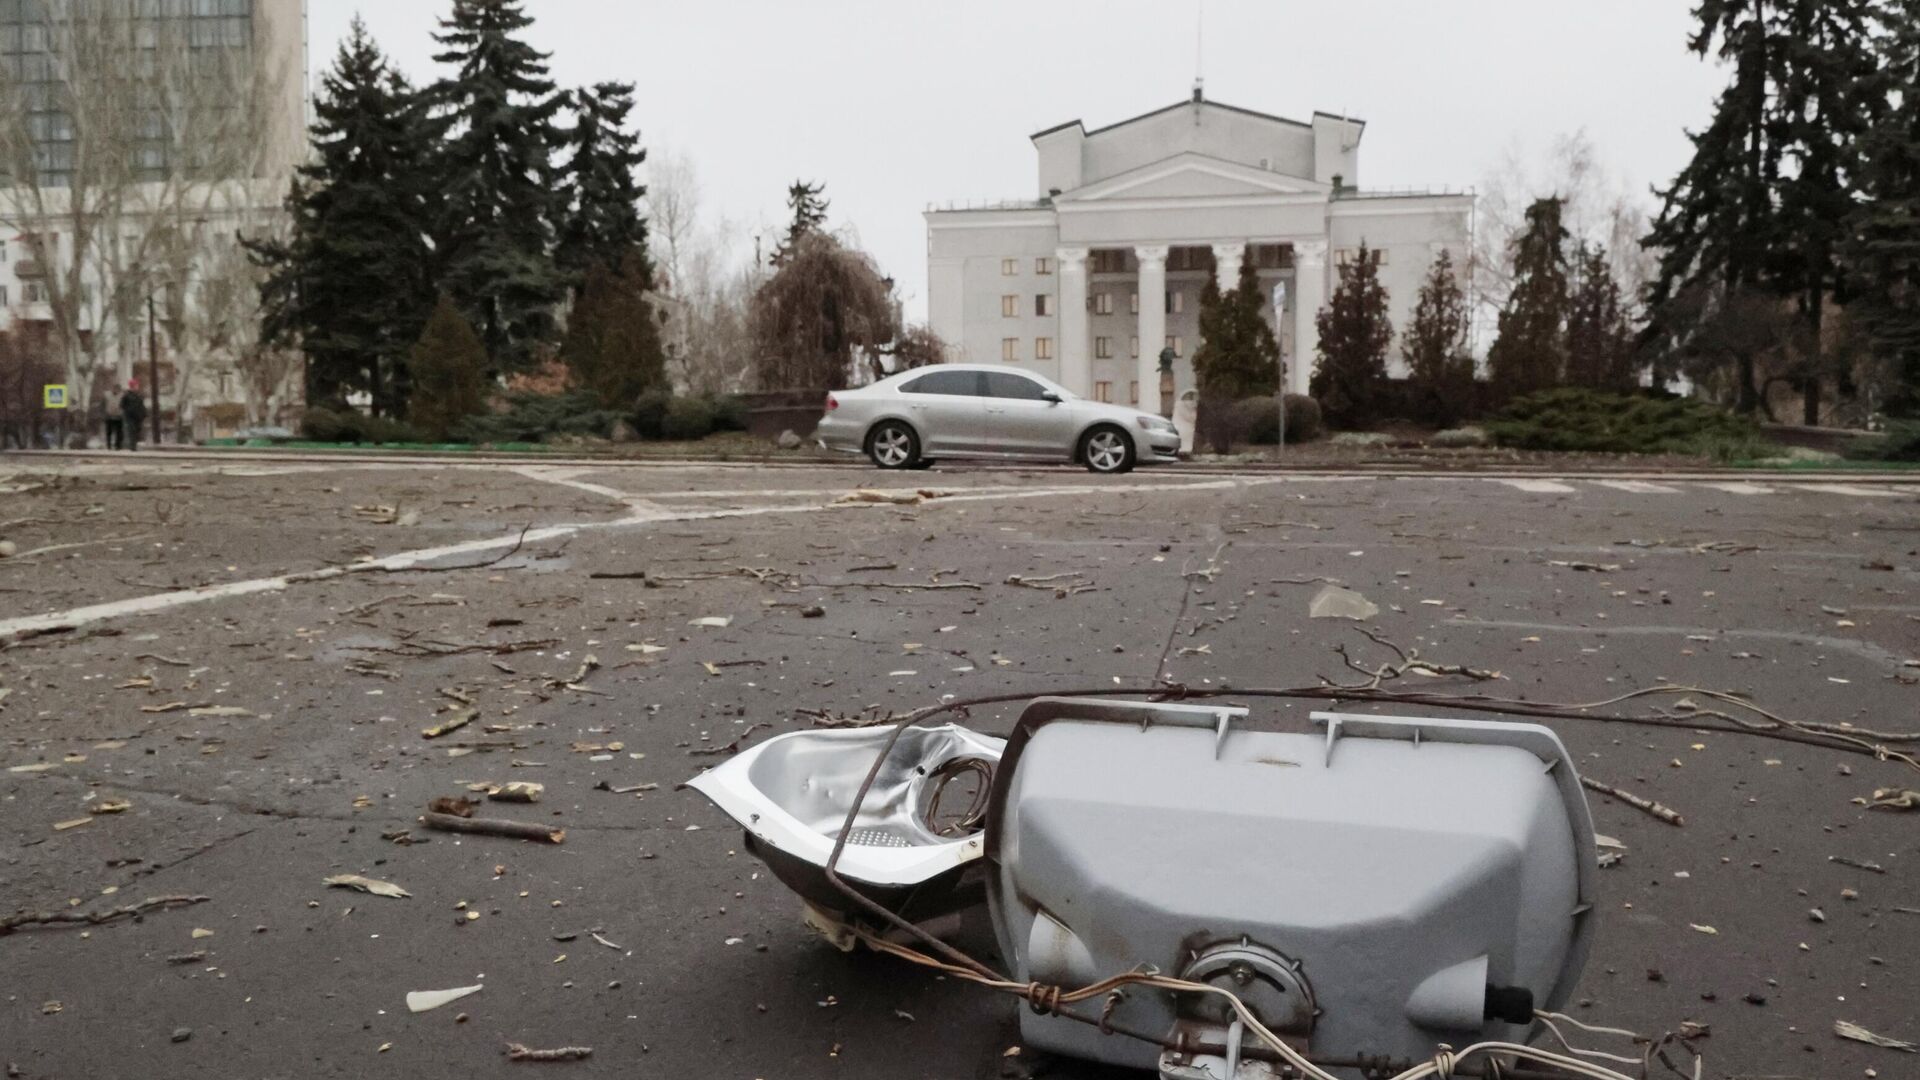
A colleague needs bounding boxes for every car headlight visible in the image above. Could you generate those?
[1133,415,1175,433]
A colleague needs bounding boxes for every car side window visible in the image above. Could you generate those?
[984,373,1051,401]
[901,370,981,396]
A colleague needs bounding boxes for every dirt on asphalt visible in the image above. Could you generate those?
[1,457,1917,1079]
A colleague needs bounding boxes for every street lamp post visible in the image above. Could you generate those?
[1271,281,1288,462]
[147,291,162,446]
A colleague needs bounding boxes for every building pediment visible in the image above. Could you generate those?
[1056,152,1330,205]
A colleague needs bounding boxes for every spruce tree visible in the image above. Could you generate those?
[429,0,567,375]
[771,181,828,266]
[1565,243,1638,392]
[1400,248,1474,424]
[1850,0,1920,415]
[561,251,668,409]
[1311,242,1394,428]
[408,295,491,441]
[555,81,651,290]
[1488,198,1570,401]
[1190,249,1281,451]
[1644,0,1881,418]
[244,18,435,416]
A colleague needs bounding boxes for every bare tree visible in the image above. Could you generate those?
[1470,130,1655,354]
[0,2,293,425]
[645,146,701,296]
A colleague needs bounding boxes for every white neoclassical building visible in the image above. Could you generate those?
[925,89,1473,410]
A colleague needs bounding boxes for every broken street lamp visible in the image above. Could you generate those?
[688,699,1598,1079]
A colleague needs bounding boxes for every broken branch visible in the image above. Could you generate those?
[422,811,564,844]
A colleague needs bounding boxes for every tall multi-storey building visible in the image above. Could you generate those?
[925,89,1472,408]
[0,0,308,429]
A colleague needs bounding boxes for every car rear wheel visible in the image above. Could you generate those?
[866,421,920,469]
[1081,425,1135,474]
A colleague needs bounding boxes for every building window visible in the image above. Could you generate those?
[1093,381,1113,403]
[1093,292,1113,315]
[0,285,8,306]
[1001,258,1018,276]
[1167,335,1183,357]
[1128,291,1139,314]
[1035,256,1053,275]
[1094,336,1112,359]
[1090,249,1128,274]
[1129,335,1139,358]
[1035,294,1052,317]
[1001,337,1020,361]
[1001,295,1018,317]
[0,240,7,264]
[1129,380,1140,405]
[1253,244,1293,269]
[1166,291,1184,315]
[23,282,45,304]
[1035,337,1053,360]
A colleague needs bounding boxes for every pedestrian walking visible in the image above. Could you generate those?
[121,380,148,452]
[104,382,125,450]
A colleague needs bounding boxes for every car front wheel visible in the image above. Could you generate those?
[1081,425,1135,474]
[866,421,920,469]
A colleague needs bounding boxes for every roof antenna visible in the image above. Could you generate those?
[1191,0,1205,104]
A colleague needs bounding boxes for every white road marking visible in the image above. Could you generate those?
[1493,479,1577,493]
[1589,479,1681,494]
[1701,481,1776,495]
[1790,482,1908,498]
[0,472,1299,643]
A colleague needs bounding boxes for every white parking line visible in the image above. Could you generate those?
[1589,479,1681,494]
[1493,479,1577,493]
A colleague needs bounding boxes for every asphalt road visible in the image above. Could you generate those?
[1,456,1916,1079]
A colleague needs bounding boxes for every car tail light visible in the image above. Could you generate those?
[825,394,838,411]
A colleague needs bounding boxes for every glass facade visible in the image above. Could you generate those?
[0,0,255,187]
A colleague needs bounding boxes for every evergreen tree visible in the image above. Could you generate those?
[1400,248,1475,425]
[555,81,650,290]
[771,181,828,266]
[244,19,435,417]
[1644,0,1882,418]
[1565,243,1639,392]
[408,295,491,441]
[1488,198,1570,400]
[561,250,667,409]
[1311,242,1394,428]
[429,0,568,375]
[1850,0,1920,415]
[1191,249,1280,451]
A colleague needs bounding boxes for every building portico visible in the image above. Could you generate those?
[925,91,1471,410]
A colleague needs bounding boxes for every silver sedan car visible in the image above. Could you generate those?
[815,364,1182,473]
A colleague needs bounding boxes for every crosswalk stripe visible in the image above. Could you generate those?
[1701,482,1777,495]
[1790,483,1908,498]
[1494,479,1578,493]
[1590,479,1682,494]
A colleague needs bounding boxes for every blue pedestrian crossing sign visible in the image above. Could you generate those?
[43,384,68,409]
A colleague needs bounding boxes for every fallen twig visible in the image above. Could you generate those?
[422,811,564,844]
[505,1042,592,1062]
[1580,776,1686,826]
[689,722,769,757]
[374,524,533,573]
[807,579,983,591]
[2,895,210,935]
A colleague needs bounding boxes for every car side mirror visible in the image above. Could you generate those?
[1040,391,1062,404]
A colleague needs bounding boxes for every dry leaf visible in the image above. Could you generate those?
[89,798,132,815]
[52,817,92,831]
[1834,1019,1917,1052]
[422,707,477,740]
[406,984,483,1013]
[323,873,412,899]
[1688,923,1718,935]
[689,616,732,628]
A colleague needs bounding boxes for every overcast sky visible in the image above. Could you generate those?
[307,1,1728,320]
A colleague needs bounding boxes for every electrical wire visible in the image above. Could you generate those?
[850,924,1694,1080]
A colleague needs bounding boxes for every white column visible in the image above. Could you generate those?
[1211,242,1245,291]
[1291,240,1327,396]
[1055,246,1090,395]
[1133,244,1168,414]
